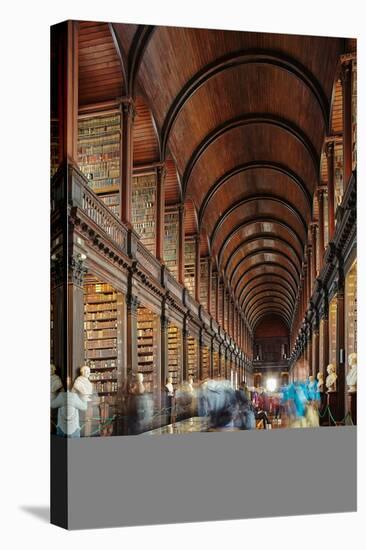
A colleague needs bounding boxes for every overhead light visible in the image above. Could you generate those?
[266,378,277,392]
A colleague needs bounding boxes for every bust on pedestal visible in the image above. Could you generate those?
[325,363,337,393]
[73,365,94,401]
[72,365,98,436]
[50,364,64,401]
[346,352,357,393]
[165,375,175,423]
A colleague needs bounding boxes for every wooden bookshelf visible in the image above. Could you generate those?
[77,112,121,196]
[319,318,324,373]
[164,209,179,278]
[218,281,223,326]
[51,118,59,177]
[168,323,182,388]
[84,280,123,435]
[211,273,217,319]
[334,142,344,213]
[224,293,229,332]
[329,296,337,366]
[187,335,198,381]
[137,306,158,395]
[200,259,208,309]
[132,173,157,255]
[352,59,357,171]
[50,295,54,364]
[184,239,195,296]
[345,260,357,357]
[213,350,219,378]
[201,345,210,381]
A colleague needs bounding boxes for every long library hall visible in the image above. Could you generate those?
[50,22,357,436]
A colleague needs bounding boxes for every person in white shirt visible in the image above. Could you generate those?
[51,377,88,437]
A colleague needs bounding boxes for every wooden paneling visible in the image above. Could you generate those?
[165,156,181,205]
[79,22,123,105]
[133,96,159,165]
[184,199,198,236]
[331,78,343,134]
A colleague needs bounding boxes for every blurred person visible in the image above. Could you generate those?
[200,379,237,430]
[175,381,194,421]
[51,377,88,437]
[127,373,153,434]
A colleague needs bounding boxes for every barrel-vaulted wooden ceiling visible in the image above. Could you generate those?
[77,21,349,332]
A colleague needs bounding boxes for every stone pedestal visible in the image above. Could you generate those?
[347,392,357,425]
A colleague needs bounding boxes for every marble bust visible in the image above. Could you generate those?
[50,364,64,401]
[187,376,194,393]
[73,365,94,402]
[165,375,175,397]
[129,372,145,395]
[325,364,337,393]
[346,352,357,393]
[316,372,324,393]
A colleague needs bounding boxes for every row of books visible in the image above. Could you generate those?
[85,302,118,313]
[90,369,118,381]
[85,338,117,350]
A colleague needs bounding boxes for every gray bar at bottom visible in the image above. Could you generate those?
[64,426,356,530]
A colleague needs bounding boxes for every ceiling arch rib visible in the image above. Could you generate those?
[241,281,295,311]
[249,306,293,330]
[225,237,302,281]
[230,248,301,289]
[218,221,304,271]
[246,294,293,319]
[250,307,291,329]
[160,49,329,157]
[239,274,297,309]
[253,311,291,331]
[198,162,312,225]
[183,115,319,195]
[210,198,307,260]
[237,265,298,305]
[233,259,299,298]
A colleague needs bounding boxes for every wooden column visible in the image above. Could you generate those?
[307,329,313,377]
[317,188,325,270]
[182,315,189,382]
[126,293,139,377]
[215,274,220,323]
[55,20,79,164]
[120,101,135,224]
[178,204,185,285]
[52,21,81,385]
[207,258,212,315]
[221,283,225,329]
[155,165,166,262]
[321,288,329,384]
[160,304,169,388]
[341,59,353,191]
[313,324,319,378]
[335,284,345,422]
[311,224,317,284]
[194,235,201,303]
[326,141,335,241]
[227,293,231,335]
[198,330,204,381]
[307,248,312,301]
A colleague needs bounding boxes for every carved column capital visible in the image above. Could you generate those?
[121,98,136,122]
[69,253,87,287]
[126,294,139,314]
[325,140,335,158]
